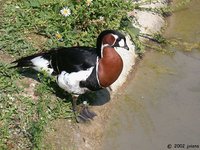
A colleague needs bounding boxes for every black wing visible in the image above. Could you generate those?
[47,47,97,75]
[12,46,97,75]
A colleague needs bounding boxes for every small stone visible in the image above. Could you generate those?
[83,101,87,105]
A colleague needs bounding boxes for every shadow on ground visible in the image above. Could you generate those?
[16,68,111,106]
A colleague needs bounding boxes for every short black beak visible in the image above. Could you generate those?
[123,44,129,50]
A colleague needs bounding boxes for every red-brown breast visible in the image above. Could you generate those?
[98,46,123,87]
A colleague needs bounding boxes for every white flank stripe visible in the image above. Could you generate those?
[57,67,94,95]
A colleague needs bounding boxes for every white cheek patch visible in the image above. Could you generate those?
[119,39,125,47]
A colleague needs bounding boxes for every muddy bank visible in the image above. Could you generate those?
[42,1,168,150]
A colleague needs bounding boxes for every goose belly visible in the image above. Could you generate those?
[56,67,94,95]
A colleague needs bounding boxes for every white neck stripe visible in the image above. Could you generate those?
[96,57,104,88]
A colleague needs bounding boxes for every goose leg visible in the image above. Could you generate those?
[72,95,78,113]
[72,95,83,122]
[72,95,96,123]
[79,101,97,120]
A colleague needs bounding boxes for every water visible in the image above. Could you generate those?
[165,0,200,43]
[102,0,200,149]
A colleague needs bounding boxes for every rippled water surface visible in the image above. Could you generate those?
[102,0,200,149]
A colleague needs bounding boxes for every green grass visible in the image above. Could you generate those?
[0,63,72,149]
[0,0,134,57]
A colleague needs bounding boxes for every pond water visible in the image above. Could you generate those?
[102,0,200,149]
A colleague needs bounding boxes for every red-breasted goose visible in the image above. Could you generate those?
[11,30,129,122]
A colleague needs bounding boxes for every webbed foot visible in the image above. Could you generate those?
[72,95,96,123]
[74,101,96,123]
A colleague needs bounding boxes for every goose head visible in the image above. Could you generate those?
[96,30,129,58]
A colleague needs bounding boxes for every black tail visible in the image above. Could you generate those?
[10,53,44,69]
